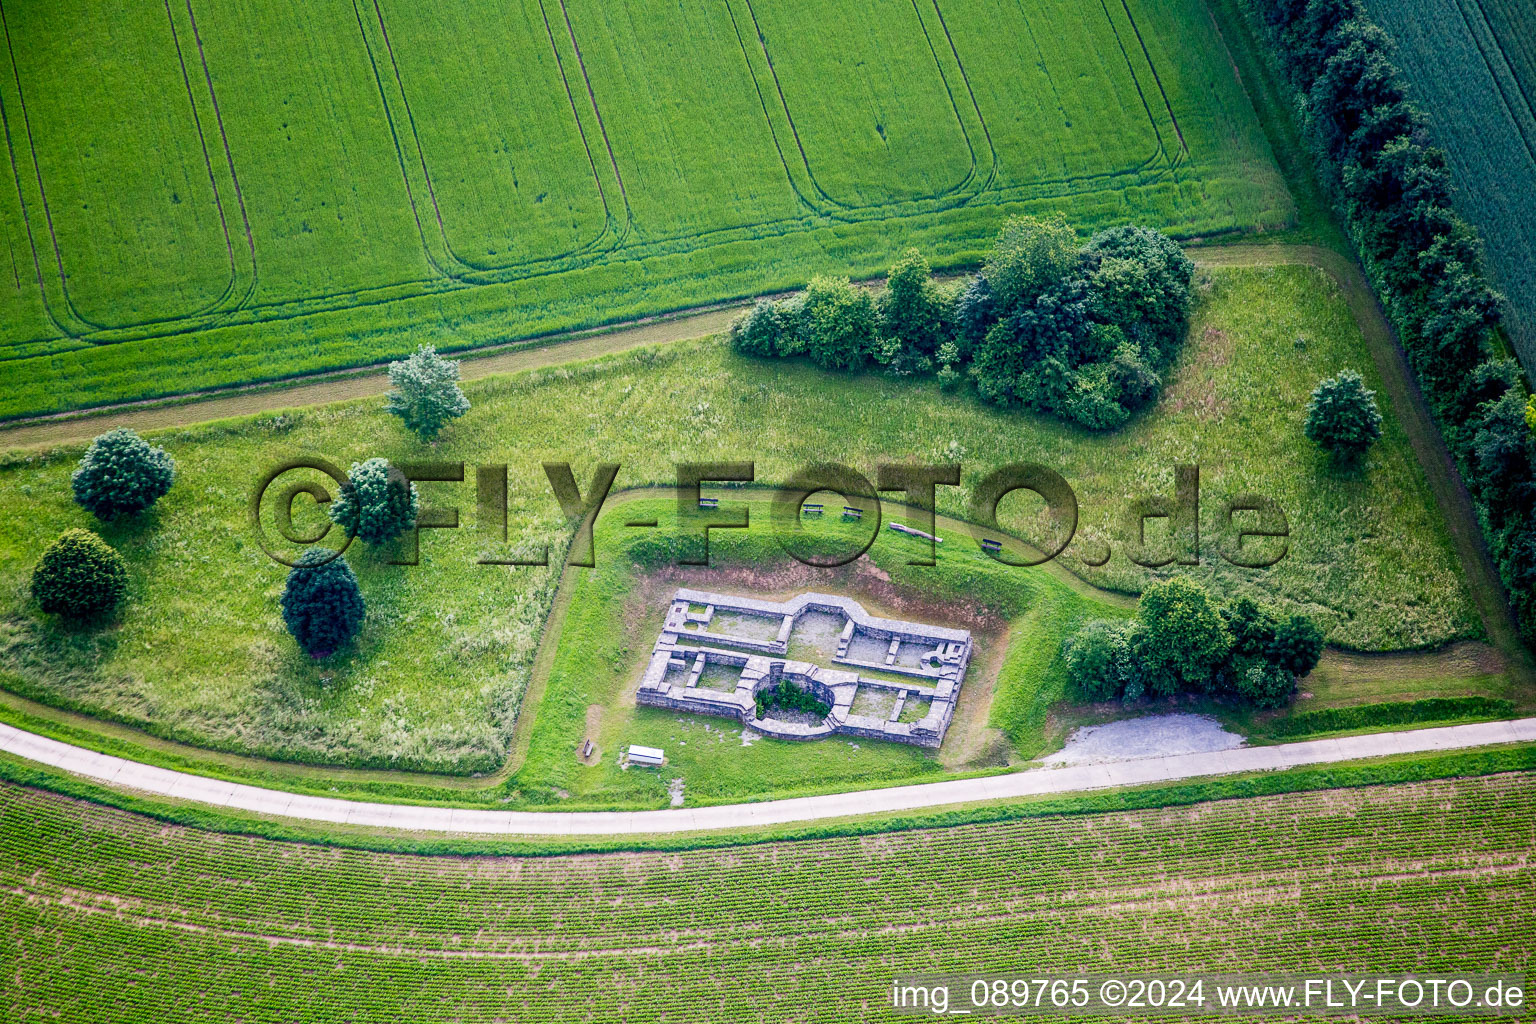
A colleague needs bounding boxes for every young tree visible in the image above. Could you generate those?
[386,344,470,441]
[879,249,950,357]
[71,428,176,521]
[1132,577,1232,697]
[31,529,129,620]
[800,276,880,371]
[280,549,366,659]
[1305,369,1383,460]
[328,458,420,545]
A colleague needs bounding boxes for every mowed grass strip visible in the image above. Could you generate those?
[0,772,1531,1020]
[0,267,1479,776]
[0,0,1293,417]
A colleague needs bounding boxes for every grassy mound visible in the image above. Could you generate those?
[0,267,1481,774]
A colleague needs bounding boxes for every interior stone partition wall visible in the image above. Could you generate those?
[636,588,973,748]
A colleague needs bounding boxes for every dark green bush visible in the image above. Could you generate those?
[1268,614,1326,677]
[328,458,420,545]
[1222,596,1279,657]
[30,529,129,620]
[71,428,175,520]
[1304,369,1383,460]
[1061,619,1137,701]
[279,549,366,659]
[1236,660,1296,709]
[730,299,797,358]
[1082,224,1195,364]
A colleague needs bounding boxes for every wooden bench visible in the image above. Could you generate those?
[581,739,595,759]
[801,503,824,516]
[697,497,719,509]
[842,506,863,520]
[980,538,1003,554]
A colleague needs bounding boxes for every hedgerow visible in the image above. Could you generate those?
[1266,696,1517,737]
[1242,0,1536,644]
[730,221,1193,431]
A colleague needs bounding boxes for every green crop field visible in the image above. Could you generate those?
[1362,0,1536,376]
[1,771,1531,1021]
[0,0,1292,419]
[0,265,1492,789]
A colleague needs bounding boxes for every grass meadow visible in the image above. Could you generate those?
[0,0,1292,418]
[0,266,1485,782]
[2,771,1531,1020]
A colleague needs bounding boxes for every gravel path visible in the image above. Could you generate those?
[1042,714,1246,765]
[1,718,1530,836]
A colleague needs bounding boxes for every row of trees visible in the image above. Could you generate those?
[731,218,1195,431]
[1063,578,1324,709]
[1249,0,1536,643]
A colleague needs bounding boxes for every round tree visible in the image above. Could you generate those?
[385,344,470,441]
[1061,619,1137,702]
[31,529,129,620]
[1132,577,1232,697]
[1305,369,1383,460]
[71,428,176,520]
[280,549,365,659]
[328,458,419,545]
[1267,613,1325,677]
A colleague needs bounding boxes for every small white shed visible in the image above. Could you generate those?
[627,744,665,766]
